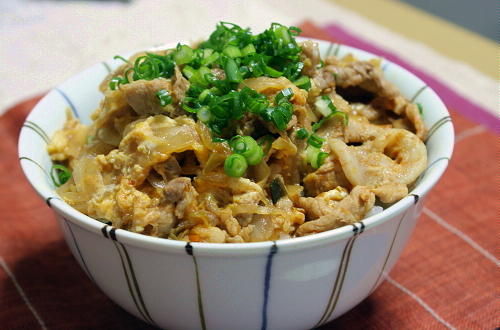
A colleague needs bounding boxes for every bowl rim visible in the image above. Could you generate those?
[18,38,454,256]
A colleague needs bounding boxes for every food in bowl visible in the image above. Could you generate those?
[47,22,427,243]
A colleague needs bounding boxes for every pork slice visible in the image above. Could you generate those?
[300,40,321,76]
[303,157,350,196]
[120,78,172,116]
[163,177,198,218]
[296,186,375,236]
[333,61,427,139]
[154,157,182,181]
[172,66,190,105]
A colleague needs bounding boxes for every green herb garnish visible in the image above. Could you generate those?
[224,153,248,177]
[305,146,328,169]
[229,135,264,166]
[108,22,306,177]
[296,128,309,139]
[156,89,172,106]
[50,164,71,187]
[307,133,325,148]
[417,102,424,116]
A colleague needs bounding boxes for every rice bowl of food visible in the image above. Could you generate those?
[19,22,453,330]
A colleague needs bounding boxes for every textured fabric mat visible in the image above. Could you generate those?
[1,23,497,330]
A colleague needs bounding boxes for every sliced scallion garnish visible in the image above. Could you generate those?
[296,128,309,139]
[50,164,71,187]
[156,89,172,106]
[230,135,264,166]
[293,76,311,90]
[307,134,325,148]
[224,153,248,177]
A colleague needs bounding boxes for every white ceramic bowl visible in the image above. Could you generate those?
[19,38,454,330]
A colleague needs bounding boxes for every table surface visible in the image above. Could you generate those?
[1,2,498,329]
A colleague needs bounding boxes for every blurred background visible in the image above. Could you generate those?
[0,0,496,118]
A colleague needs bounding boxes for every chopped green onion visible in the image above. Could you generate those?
[293,76,311,90]
[174,44,195,65]
[181,102,199,113]
[264,66,283,78]
[182,65,196,79]
[159,22,306,137]
[109,77,122,90]
[223,45,242,58]
[212,137,227,143]
[305,146,328,169]
[224,153,248,177]
[274,25,292,44]
[240,87,269,114]
[133,55,159,80]
[224,57,243,83]
[50,164,72,187]
[312,95,348,131]
[275,88,294,104]
[241,43,256,56]
[229,135,264,165]
[335,111,349,126]
[113,55,130,64]
[202,48,214,58]
[201,51,220,66]
[317,152,329,168]
[307,134,324,148]
[270,107,289,131]
[198,89,212,102]
[197,107,211,123]
[296,128,309,139]
[417,102,424,115]
[257,135,274,154]
[289,26,302,36]
[315,95,336,116]
[156,89,172,106]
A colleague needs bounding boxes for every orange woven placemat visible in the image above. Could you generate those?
[1,23,498,329]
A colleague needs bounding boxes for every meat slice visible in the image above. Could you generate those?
[371,183,408,204]
[300,40,321,76]
[121,78,172,116]
[303,157,350,196]
[172,66,190,105]
[333,60,427,140]
[311,67,336,91]
[296,186,375,236]
[154,157,181,181]
[163,177,198,218]
[329,129,427,188]
[343,115,386,143]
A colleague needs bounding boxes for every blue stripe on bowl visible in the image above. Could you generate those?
[333,44,341,56]
[261,242,278,330]
[102,61,112,73]
[185,243,207,330]
[410,85,428,103]
[23,120,49,144]
[19,156,46,174]
[315,223,363,327]
[55,88,79,118]
[63,218,95,283]
[425,116,452,143]
[368,208,409,295]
